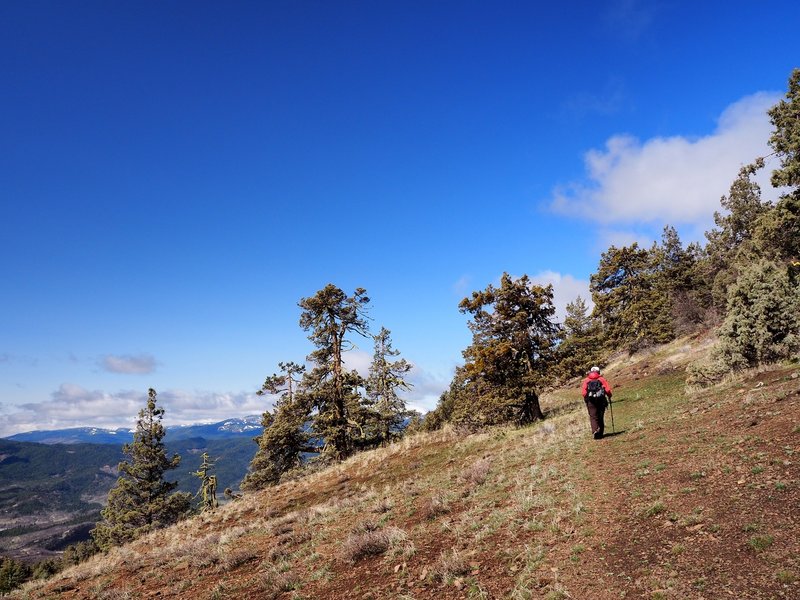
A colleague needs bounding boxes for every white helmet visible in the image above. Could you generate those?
[590,366,600,373]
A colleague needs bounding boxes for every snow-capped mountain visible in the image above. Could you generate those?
[5,416,264,445]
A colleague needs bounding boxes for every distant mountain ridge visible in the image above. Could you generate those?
[4,416,264,445]
[0,427,262,561]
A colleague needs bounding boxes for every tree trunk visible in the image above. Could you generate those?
[524,391,545,422]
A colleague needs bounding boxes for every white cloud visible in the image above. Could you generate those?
[404,363,451,414]
[343,349,373,378]
[101,354,157,375]
[0,384,145,435]
[158,389,268,422]
[0,383,269,437]
[550,92,781,228]
[530,271,593,321]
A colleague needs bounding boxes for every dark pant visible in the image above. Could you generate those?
[584,398,607,438]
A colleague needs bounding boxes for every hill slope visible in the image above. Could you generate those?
[0,437,257,561]
[12,337,799,599]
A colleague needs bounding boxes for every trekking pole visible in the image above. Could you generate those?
[609,397,615,433]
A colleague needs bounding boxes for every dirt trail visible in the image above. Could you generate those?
[561,366,800,599]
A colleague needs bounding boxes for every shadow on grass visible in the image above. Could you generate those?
[601,430,626,439]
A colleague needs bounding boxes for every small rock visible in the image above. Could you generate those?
[420,567,428,581]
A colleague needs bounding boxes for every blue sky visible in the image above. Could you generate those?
[1,1,798,436]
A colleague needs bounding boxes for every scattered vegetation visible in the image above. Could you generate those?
[91,389,191,551]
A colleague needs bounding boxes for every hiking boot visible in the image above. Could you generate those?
[593,430,603,440]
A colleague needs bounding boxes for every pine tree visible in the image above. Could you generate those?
[192,452,218,512]
[457,273,560,426]
[365,326,412,446]
[655,225,706,333]
[91,388,191,550]
[241,362,313,491]
[591,243,673,352]
[298,284,370,461]
[0,558,31,595]
[555,296,603,382]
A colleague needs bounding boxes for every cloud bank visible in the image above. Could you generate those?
[100,354,158,374]
[550,92,781,227]
[530,271,593,320]
[0,384,268,437]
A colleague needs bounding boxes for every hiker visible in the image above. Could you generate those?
[582,366,612,439]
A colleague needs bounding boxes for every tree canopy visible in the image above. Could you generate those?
[91,389,190,550]
[455,273,559,426]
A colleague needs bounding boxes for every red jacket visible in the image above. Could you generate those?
[582,371,612,398]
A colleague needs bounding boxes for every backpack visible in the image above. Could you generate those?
[586,379,606,401]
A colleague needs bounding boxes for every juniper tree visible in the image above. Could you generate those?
[555,296,603,382]
[717,259,800,369]
[703,159,771,309]
[655,225,706,332]
[241,361,314,490]
[591,243,673,352]
[365,326,412,445]
[91,388,191,550]
[458,273,559,426]
[755,68,800,265]
[299,284,370,461]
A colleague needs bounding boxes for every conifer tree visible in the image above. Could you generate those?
[654,226,706,332]
[457,273,559,426]
[0,558,31,595]
[555,296,603,381]
[365,326,412,446]
[717,259,800,369]
[703,159,771,310]
[192,452,218,512]
[591,243,673,352]
[60,540,98,567]
[241,361,314,490]
[91,388,191,550]
[298,284,370,460]
[755,68,800,265]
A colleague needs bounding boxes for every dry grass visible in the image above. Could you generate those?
[340,526,409,563]
[461,457,492,487]
[419,493,451,520]
[432,548,471,583]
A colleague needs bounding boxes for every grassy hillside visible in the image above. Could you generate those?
[11,337,799,599]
